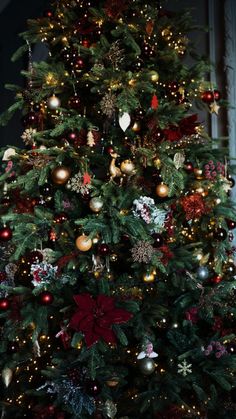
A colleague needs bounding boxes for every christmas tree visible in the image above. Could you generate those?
[0,0,236,418]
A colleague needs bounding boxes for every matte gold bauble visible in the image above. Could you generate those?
[51,166,71,185]
[194,168,204,180]
[120,160,135,175]
[155,183,169,198]
[143,272,155,283]
[139,358,156,375]
[89,197,104,213]
[75,235,92,252]
[131,121,141,132]
[149,70,159,82]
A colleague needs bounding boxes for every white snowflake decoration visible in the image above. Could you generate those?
[177,359,192,376]
[133,196,167,232]
[21,128,37,145]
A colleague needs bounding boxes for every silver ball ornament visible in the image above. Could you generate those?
[89,197,104,213]
[196,266,209,280]
[139,358,156,375]
[47,94,61,110]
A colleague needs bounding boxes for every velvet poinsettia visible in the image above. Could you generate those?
[69,293,132,347]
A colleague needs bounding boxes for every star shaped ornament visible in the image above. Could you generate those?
[210,101,220,115]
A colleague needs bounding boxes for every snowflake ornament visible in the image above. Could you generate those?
[66,171,92,195]
[177,359,192,376]
[21,128,37,145]
[131,241,154,264]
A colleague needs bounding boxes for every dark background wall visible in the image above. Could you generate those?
[0,0,225,148]
[0,0,48,148]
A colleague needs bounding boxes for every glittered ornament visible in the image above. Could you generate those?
[196,266,209,280]
[155,183,169,198]
[89,197,104,213]
[139,358,155,375]
[98,243,110,256]
[120,160,135,175]
[0,298,10,311]
[47,94,61,110]
[85,379,101,397]
[75,235,92,252]
[38,291,54,306]
[0,227,12,242]
[213,228,227,241]
[51,166,71,185]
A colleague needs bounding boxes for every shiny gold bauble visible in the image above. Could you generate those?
[120,160,135,175]
[139,358,156,375]
[110,253,118,262]
[51,166,71,185]
[143,272,155,283]
[155,183,169,198]
[153,157,161,169]
[194,168,204,180]
[89,197,104,213]
[149,70,159,82]
[47,94,61,110]
[75,234,92,252]
[128,78,136,87]
[131,121,141,132]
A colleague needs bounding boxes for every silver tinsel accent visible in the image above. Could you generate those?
[131,241,154,264]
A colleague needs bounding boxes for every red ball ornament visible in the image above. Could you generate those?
[68,95,81,110]
[68,131,78,142]
[0,227,12,242]
[21,111,39,128]
[184,161,194,173]
[54,213,68,224]
[226,219,236,230]
[43,9,53,18]
[211,274,223,284]
[0,272,7,282]
[98,243,110,256]
[74,56,85,70]
[152,233,164,248]
[0,298,10,311]
[213,90,221,101]
[201,90,214,103]
[82,39,90,48]
[26,250,43,264]
[39,291,54,306]
[106,145,114,154]
[85,379,101,397]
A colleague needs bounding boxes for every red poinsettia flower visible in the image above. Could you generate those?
[163,126,182,142]
[69,293,132,347]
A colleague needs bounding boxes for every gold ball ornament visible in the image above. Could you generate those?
[194,168,204,180]
[153,157,162,169]
[51,166,71,185]
[149,70,159,82]
[131,120,141,132]
[143,271,155,283]
[47,94,61,110]
[139,358,156,375]
[89,197,104,213]
[156,183,169,198]
[120,160,135,175]
[75,235,92,252]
